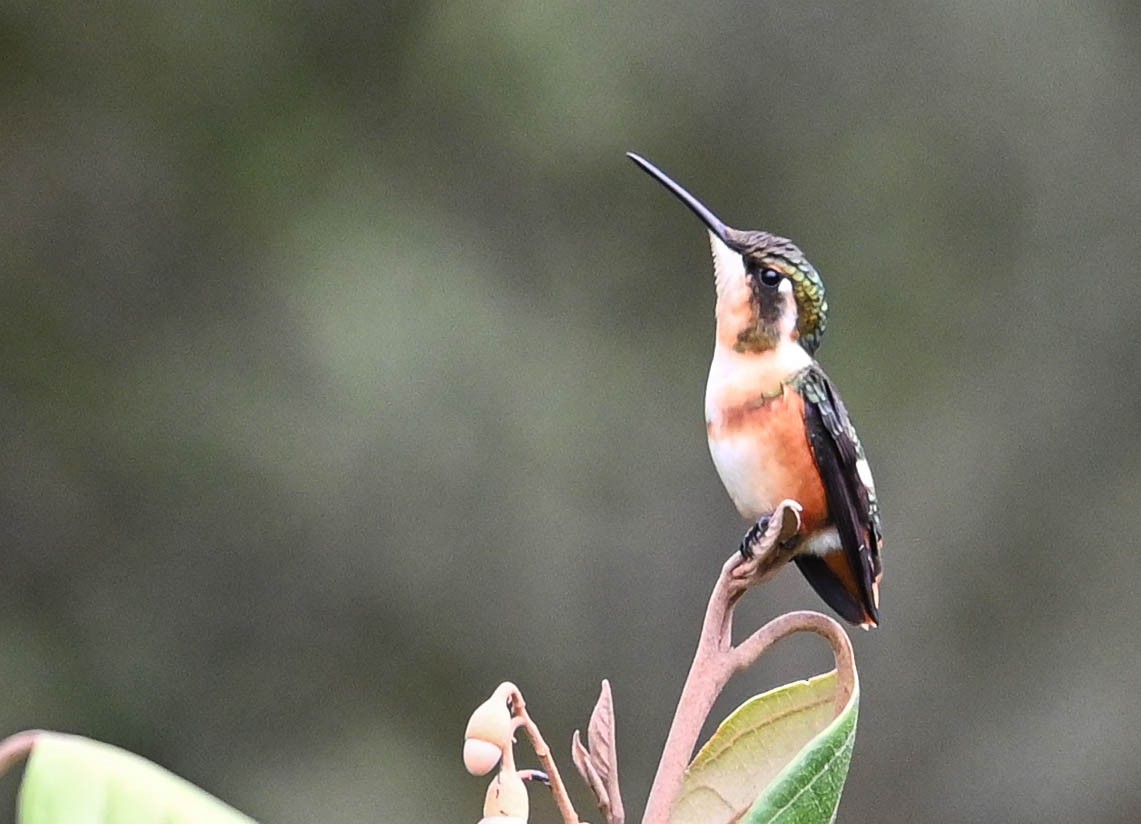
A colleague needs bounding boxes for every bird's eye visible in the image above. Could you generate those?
[759,268,782,287]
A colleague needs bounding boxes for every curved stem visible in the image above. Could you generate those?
[640,556,738,824]
[508,686,581,824]
[641,501,852,824]
[733,611,855,713]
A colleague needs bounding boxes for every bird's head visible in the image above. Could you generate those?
[628,153,827,355]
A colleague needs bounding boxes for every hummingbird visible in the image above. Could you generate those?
[628,152,883,628]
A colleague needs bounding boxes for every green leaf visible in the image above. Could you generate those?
[17,732,257,824]
[673,669,858,824]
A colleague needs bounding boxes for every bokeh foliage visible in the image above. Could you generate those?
[2,2,1140,822]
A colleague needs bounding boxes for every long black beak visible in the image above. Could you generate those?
[626,152,740,250]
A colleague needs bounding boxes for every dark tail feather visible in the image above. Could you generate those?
[794,553,880,627]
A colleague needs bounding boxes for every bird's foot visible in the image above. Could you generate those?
[731,501,803,587]
[739,517,770,560]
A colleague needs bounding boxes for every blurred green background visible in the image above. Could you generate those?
[2,2,1140,822]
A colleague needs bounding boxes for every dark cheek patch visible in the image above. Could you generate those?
[730,277,786,352]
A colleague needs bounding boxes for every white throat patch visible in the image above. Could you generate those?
[708,232,746,300]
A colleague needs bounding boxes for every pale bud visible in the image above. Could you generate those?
[483,769,528,820]
[463,738,503,776]
[463,689,514,775]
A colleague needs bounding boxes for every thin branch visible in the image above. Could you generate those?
[641,500,852,824]
[508,685,583,824]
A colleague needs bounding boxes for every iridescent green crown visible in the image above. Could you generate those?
[730,229,829,356]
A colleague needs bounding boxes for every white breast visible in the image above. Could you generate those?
[704,341,811,421]
[704,341,812,521]
[707,432,784,520]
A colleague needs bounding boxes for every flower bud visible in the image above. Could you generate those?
[463,738,503,777]
[463,690,514,775]
[483,769,528,820]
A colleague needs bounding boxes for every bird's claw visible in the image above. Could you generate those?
[739,517,771,559]
[731,501,804,585]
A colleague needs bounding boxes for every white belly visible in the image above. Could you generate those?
[707,434,784,521]
[800,525,841,555]
[705,340,813,522]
